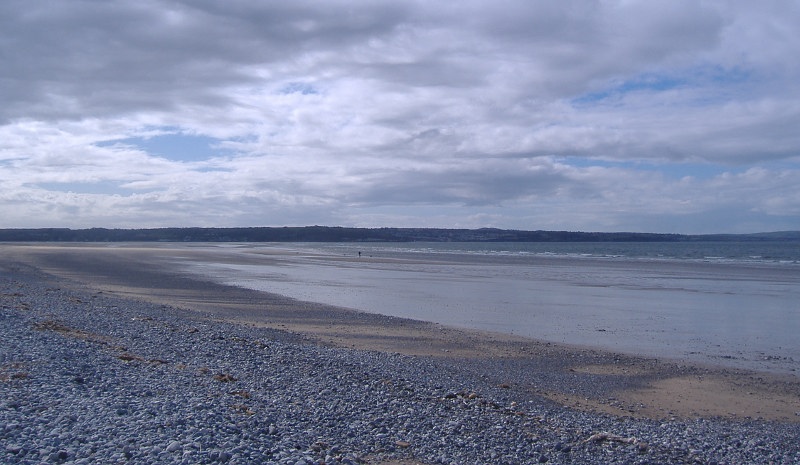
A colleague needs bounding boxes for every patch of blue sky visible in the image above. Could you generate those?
[96,130,232,162]
[572,73,686,106]
[572,65,752,107]
[278,82,319,95]
[702,64,751,86]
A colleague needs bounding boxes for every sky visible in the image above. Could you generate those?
[2,1,800,234]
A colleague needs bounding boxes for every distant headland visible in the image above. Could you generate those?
[1,227,798,242]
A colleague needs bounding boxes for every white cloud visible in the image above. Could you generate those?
[0,0,798,232]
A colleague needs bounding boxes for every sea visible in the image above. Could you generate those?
[176,241,800,375]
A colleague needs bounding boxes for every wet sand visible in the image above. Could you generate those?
[3,243,799,423]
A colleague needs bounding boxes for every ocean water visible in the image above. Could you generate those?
[176,241,800,375]
[315,240,800,263]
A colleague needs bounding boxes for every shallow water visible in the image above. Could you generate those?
[175,242,800,375]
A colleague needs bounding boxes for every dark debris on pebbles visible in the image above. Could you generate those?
[1,263,799,465]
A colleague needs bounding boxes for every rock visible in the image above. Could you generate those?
[5,444,23,454]
[47,450,68,462]
[166,441,182,453]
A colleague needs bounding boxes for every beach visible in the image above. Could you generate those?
[171,241,800,375]
[2,243,800,464]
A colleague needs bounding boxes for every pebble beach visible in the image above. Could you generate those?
[2,246,800,464]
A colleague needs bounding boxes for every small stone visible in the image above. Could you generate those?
[47,450,68,462]
[310,441,327,452]
[395,440,411,448]
[5,444,22,454]
[166,441,182,453]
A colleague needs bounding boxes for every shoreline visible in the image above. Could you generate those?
[3,243,800,423]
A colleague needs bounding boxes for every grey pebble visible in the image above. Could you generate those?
[166,441,182,453]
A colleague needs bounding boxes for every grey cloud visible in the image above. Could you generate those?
[349,159,570,206]
[1,0,411,122]
[1,0,731,122]
[2,1,799,231]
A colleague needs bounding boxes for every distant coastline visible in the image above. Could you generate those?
[1,226,799,242]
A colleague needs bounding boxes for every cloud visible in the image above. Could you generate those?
[1,0,799,232]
